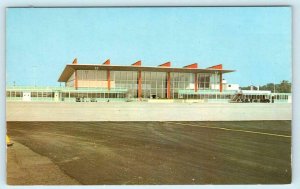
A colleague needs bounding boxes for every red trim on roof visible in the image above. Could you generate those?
[58,64,235,82]
[158,62,171,67]
[103,59,111,65]
[183,63,198,69]
[72,58,78,64]
[132,60,142,66]
[208,64,223,69]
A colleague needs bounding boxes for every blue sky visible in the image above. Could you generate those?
[6,7,291,86]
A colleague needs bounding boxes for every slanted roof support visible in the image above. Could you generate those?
[103,59,111,65]
[158,62,171,67]
[72,58,78,64]
[208,64,223,69]
[132,60,142,66]
[183,63,198,69]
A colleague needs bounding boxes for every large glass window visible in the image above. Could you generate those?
[141,72,167,99]
[197,73,212,90]
[170,73,193,99]
[112,71,138,98]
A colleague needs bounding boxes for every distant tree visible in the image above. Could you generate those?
[240,86,257,90]
[240,86,250,90]
[260,83,275,92]
[276,80,291,93]
[241,80,291,93]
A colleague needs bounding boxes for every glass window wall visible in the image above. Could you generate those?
[170,73,193,99]
[142,72,167,99]
[197,73,213,90]
[112,71,138,98]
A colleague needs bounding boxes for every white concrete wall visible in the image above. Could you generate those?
[6,102,292,121]
[211,82,239,91]
[225,84,240,91]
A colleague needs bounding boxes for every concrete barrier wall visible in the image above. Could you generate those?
[6,102,292,121]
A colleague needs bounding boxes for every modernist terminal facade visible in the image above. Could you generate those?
[6,58,291,103]
[58,59,236,99]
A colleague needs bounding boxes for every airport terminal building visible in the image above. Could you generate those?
[6,59,291,103]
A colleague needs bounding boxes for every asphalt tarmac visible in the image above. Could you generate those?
[7,121,291,185]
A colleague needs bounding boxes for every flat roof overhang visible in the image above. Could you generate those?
[58,64,235,82]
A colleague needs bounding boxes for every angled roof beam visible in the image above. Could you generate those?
[158,61,171,67]
[72,58,78,64]
[183,63,198,69]
[132,60,142,66]
[207,64,223,69]
[103,59,111,65]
